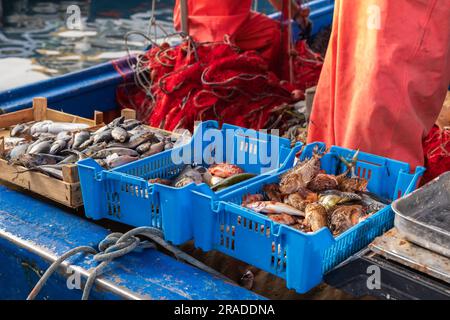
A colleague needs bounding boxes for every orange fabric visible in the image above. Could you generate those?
[233,12,283,74]
[173,1,282,72]
[308,0,450,168]
[173,0,252,42]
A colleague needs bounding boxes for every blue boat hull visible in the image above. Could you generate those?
[0,186,263,300]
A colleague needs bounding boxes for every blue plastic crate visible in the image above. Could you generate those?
[77,120,301,245]
[190,142,425,293]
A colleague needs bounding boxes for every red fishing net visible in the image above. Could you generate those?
[115,38,323,131]
[423,125,450,183]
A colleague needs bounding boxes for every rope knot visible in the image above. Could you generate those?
[95,232,156,262]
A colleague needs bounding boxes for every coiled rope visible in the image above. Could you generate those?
[27,226,229,300]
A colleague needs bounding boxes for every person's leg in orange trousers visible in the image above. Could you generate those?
[307,0,450,169]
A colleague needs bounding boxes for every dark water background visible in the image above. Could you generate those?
[0,0,275,76]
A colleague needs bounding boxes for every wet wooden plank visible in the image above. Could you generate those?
[0,108,34,129]
[0,159,81,207]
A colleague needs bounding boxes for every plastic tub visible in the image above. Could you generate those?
[78,120,301,245]
[191,142,425,293]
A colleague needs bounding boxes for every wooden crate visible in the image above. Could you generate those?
[0,97,103,208]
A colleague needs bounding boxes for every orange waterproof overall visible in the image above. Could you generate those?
[173,0,282,69]
[308,0,450,168]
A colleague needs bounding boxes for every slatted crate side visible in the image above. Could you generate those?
[0,158,83,207]
[0,108,34,129]
[204,145,424,294]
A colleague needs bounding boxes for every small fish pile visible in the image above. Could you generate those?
[242,151,388,236]
[149,163,256,192]
[2,116,178,180]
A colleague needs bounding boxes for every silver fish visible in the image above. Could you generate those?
[121,119,141,131]
[30,120,52,135]
[32,132,56,140]
[92,147,139,159]
[136,142,152,154]
[128,125,147,136]
[17,164,65,180]
[319,190,362,210]
[13,153,62,168]
[128,125,161,137]
[56,131,72,141]
[108,116,125,128]
[11,124,27,137]
[244,201,305,217]
[4,137,26,149]
[82,142,107,157]
[105,154,138,168]
[360,193,387,214]
[26,140,42,153]
[59,149,87,162]
[93,129,113,144]
[29,140,52,154]
[154,131,168,142]
[37,167,64,180]
[46,122,89,134]
[50,139,67,155]
[164,142,174,150]
[58,154,79,164]
[111,126,129,143]
[93,125,109,136]
[109,132,155,150]
[8,143,30,161]
[72,131,91,149]
[140,141,164,158]
[78,136,94,150]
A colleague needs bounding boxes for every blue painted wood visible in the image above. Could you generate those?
[0,57,134,118]
[0,186,262,300]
